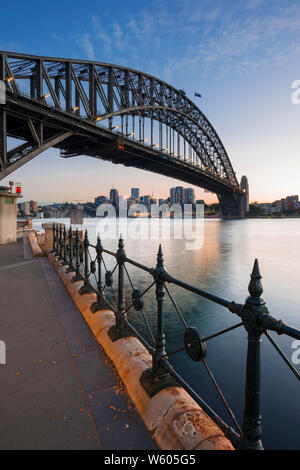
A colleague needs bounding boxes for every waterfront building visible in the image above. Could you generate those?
[127,197,136,208]
[142,195,151,211]
[196,199,206,206]
[131,188,140,199]
[19,201,31,216]
[175,187,184,205]
[170,186,184,206]
[277,195,299,212]
[29,200,38,214]
[170,187,176,205]
[110,189,119,208]
[286,195,299,211]
[184,188,195,204]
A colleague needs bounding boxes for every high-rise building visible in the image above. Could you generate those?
[131,188,140,199]
[109,189,119,208]
[19,201,31,215]
[196,199,205,206]
[170,188,176,206]
[29,200,38,213]
[142,195,151,211]
[170,187,185,205]
[183,188,195,204]
[127,197,136,208]
[175,187,184,205]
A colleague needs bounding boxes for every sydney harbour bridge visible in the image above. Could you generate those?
[0,50,249,217]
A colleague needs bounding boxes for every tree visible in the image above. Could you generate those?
[247,204,264,217]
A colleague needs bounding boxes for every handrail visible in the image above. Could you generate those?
[52,223,300,450]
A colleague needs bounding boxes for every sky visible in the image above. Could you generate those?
[1,0,300,204]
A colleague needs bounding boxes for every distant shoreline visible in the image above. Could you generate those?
[246,215,300,219]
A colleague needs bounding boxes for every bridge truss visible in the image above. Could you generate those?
[0,51,245,216]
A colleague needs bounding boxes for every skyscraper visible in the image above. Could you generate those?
[131,188,140,199]
[170,187,176,206]
[170,187,184,205]
[29,200,38,213]
[175,187,184,205]
[110,189,119,208]
[142,195,151,211]
[183,188,195,204]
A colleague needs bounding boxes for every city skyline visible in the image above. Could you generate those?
[18,184,296,208]
[1,0,300,203]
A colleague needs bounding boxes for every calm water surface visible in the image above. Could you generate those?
[34,217,300,449]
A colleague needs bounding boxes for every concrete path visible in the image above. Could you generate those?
[0,239,156,450]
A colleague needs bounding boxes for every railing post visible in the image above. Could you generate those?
[72,228,82,282]
[153,244,167,375]
[241,259,265,450]
[55,224,59,253]
[63,225,67,266]
[52,223,56,253]
[108,236,132,340]
[58,224,63,261]
[66,226,74,273]
[91,235,106,313]
[140,245,179,397]
[79,230,94,294]
[117,236,125,325]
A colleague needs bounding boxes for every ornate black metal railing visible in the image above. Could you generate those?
[52,223,300,450]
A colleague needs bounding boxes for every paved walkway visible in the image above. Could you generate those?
[0,239,156,450]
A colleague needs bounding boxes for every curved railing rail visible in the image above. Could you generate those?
[52,223,300,450]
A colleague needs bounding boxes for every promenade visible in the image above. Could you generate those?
[0,238,156,450]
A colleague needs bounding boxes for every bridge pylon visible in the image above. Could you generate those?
[218,176,249,218]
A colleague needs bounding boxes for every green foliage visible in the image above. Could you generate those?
[247,204,264,217]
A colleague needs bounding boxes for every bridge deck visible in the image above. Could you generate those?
[0,239,156,450]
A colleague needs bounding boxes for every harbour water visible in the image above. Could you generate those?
[33,217,300,449]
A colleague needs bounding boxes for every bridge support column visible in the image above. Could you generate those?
[218,192,243,218]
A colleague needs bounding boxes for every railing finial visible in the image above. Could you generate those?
[248,258,263,299]
[118,234,124,250]
[157,244,164,268]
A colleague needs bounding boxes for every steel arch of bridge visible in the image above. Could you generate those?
[0,50,245,217]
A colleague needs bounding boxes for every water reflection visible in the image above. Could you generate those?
[33,217,300,449]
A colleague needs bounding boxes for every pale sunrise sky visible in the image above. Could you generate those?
[1,0,300,204]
